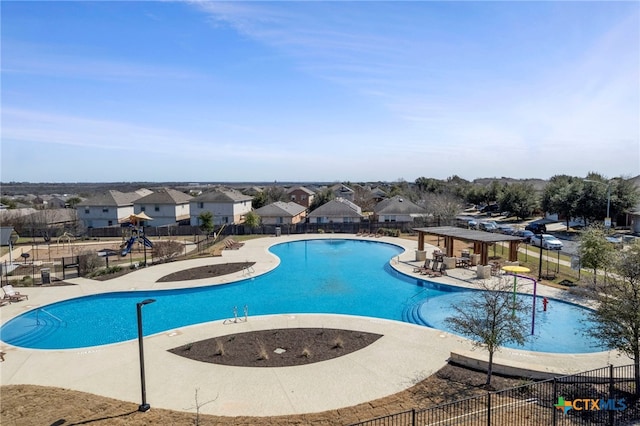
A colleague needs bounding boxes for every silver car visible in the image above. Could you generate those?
[530,234,563,250]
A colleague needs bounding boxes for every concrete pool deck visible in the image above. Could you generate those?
[0,234,627,417]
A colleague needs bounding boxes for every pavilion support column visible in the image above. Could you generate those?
[480,243,489,266]
[508,242,519,262]
[445,236,454,257]
[418,232,425,251]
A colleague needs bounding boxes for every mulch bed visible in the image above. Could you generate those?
[156,262,255,282]
[169,328,382,367]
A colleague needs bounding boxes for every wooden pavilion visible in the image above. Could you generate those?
[413,226,524,266]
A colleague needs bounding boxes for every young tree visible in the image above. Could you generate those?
[586,240,640,395]
[577,225,615,285]
[198,211,214,236]
[446,279,529,387]
[244,211,260,234]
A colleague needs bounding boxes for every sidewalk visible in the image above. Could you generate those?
[0,234,625,417]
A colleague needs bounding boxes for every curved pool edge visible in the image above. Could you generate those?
[0,235,629,417]
[0,312,628,418]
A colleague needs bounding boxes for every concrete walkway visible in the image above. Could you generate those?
[0,234,627,417]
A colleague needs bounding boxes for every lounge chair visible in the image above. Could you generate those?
[2,285,28,302]
[414,259,432,274]
[0,299,11,307]
[428,263,447,277]
[421,260,439,276]
[228,238,244,248]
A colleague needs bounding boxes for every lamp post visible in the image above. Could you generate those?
[136,298,156,412]
[584,179,611,227]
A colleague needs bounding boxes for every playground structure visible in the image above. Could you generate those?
[121,213,153,256]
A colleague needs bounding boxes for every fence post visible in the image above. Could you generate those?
[608,364,615,426]
[487,392,491,426]
[412,408,416,426]
[552,378,557,426]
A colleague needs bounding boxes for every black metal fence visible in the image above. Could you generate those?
[350,364,639,426]
[85,219,451,239]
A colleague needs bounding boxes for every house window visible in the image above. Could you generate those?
[301,195,306,200]
[316,217,322,224]
[277,217,283,224]
[154,205,160,212]
[84,208,90,214]
[141,206,146,212]
[108,220,113,226]
[102,208,109,213]
[344,217,353,223]
[198,202,204,209]
[291,195,296,201]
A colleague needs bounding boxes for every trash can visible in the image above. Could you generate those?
[41,268,51,285]
[275,227,281,237]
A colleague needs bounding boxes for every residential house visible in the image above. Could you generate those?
[77,190,140,228]
[190,189,253,226]
[254,201,307,225]
[307,197,363,224]
[373,195,426,223]
[330,184,355,202]
[286,186,315,208]
[134,188,193,227]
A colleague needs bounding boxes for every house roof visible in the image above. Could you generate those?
[79,190,140,207]
[135,188,193,205]
[374,195,424,215]
[255,201,306,217]
[330,184,355,195]
[193,189,253,203]
[308,198,363,218]
[0,227,15,246]
[286,186,315,195]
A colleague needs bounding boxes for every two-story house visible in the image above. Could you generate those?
[254,201,307,225]
[134,188,193,227]
[307,197,363,224]
[190,189,253,226]
[286,186,315,208]
[77,190,142,228]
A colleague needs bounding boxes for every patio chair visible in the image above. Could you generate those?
[428,263,447,277]
[414,259,432,274]
[2,285,28,302]
[422,260,440,275]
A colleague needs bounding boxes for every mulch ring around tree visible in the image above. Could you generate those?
[156,262,255,282]
[168,328,383,367]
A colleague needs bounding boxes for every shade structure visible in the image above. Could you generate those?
[130,212,153,224]
[501,265,531,274]
[502,265,532,318]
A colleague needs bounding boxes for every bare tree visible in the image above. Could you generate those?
[586,240,640,395]
[446,279,529,387]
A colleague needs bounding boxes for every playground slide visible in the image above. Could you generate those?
[121,237,136,256]
[141,236,153,248]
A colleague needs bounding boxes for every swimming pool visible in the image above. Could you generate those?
[0,239,602,352]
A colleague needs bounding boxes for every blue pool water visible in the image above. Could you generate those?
[0,239,602,352]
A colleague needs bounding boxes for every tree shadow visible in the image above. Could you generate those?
[50,409,139,426]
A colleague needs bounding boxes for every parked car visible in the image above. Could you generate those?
[479,221,498,232]
[467,219,478,229]
[525,222,547,234]
[530,234,563,250]
[514,229,534,243]
[497,225,516,235]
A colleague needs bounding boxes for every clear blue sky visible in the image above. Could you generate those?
[2,1,638,183]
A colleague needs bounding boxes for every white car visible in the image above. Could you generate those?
[530,234,563,250]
